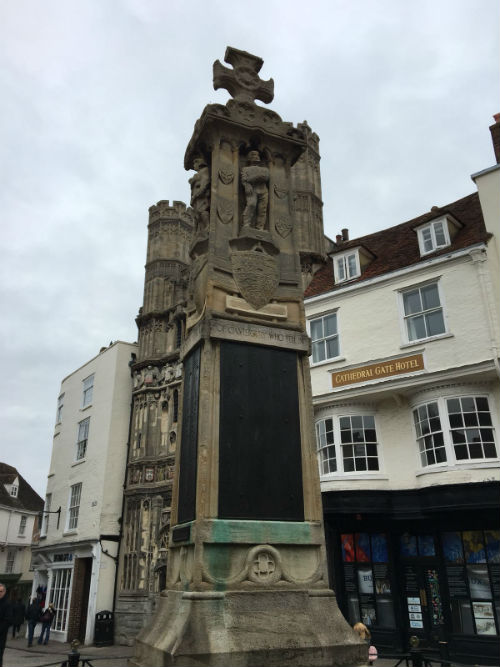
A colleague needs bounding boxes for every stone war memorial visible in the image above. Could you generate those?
[131,47,366,667]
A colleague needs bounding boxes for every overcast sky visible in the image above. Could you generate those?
[1,0,498,497]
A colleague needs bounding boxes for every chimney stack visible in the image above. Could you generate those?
[336,234,343,244]
[341,228,349,241]
[490,113,500,164]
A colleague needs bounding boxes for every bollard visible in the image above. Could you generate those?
[67,639,80,667]
[409,635,422,667]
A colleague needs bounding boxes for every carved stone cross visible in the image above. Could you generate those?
[213,46,274,105]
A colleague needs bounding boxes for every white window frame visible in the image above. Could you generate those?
[18,514,27,536]
[56,393,64,423]
[50,567,73,632]
[76,417,90,461]
[66,483,82,532]
[309,311,341,365]
[412,394,498,470]
[315,413,382,477]
[5,548,16,574]
[10,484,18,497]
[41,493,51,537]
[399,279,447,344]
[333,250,361,284]
[416,217,451,256]
[82,374,94,408]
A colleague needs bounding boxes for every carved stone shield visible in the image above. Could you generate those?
[231,247,279,309]
[217,198,234,224]
[276,215,293,238]
[218,167,234,184]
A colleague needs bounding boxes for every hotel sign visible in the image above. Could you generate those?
[331,353,424,388]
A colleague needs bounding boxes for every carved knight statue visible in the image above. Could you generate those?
[241,150,269,230]
[188,156,210,238]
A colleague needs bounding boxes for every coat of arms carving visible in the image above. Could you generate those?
[217,198,234,224]
[276,215,293,238]
[229,236,279,310]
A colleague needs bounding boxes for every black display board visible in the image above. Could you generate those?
[218,341,304,521]
[177,345,201,524]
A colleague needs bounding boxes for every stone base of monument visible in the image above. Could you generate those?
[130,588,367,667]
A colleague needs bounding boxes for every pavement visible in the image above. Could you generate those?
[3,635,134,667]
[3,637,494,667]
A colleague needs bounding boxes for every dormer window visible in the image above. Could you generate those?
[334,251,360,284]
[10,484,18,497]
[416,217,451,256]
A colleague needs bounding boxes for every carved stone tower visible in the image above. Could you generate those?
[132,48,365,667]
[115,200,194,643]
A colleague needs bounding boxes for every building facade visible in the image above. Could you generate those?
[31,340,137,645]
[0,463,43,603]
[114,201,194,644]
[305,118,500,663]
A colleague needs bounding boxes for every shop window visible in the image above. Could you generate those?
[315,415,380,476]
[443,529,499,636]
[50,567,72,632]
[340,532,395,629]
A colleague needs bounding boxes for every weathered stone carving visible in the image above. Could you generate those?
[188,157,210,238]
[241,151,269,230]
[216,197,233,224]
[218,167,234,184]
[213,46,274,105]
[229,237,279,309]
[273,183,288,199]
[276,215,293,238]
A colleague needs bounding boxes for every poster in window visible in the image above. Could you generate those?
[356,533,371,562]
[400,533,417,558]
[426,568,444,626]
[442,532,464,563]
[375,578,391,594]
[472,602,497,636]
[467,565,492,599]
[463,531,486,563]
[410,620,424,629]
[485,530,500,564]
[409,612,423,620]
[418,535,435,557]
[358,567,374,594]
[341,534,355,562]
[472,601,494,619]
[361,606,376,626]
[371,533,388,563]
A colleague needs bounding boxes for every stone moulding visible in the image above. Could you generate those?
[201,543,324,588]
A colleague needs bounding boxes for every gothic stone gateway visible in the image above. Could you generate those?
[131,47,366,667]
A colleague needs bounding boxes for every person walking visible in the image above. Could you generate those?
[37,603,55,645]
[11,598,25,638]
[0,583,13,667]
[25,597,41,647]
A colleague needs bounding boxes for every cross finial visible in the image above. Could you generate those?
[213,46,274,105]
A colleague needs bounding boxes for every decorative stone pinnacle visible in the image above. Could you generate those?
[213,46,274,105]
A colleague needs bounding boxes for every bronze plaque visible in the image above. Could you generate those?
[331,353,424,388]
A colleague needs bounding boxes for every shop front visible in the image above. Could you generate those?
[323,482,499,664]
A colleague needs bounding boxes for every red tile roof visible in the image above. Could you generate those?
[305,192,489,298]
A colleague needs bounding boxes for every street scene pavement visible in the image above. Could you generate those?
[3,635,134,667]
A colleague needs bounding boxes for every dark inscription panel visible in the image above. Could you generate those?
[177,346,201,524]
[219,341,304,521]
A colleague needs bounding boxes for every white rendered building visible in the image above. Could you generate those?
[0,463,43,603]
[31,340,137,645]
[304,118,500,663]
